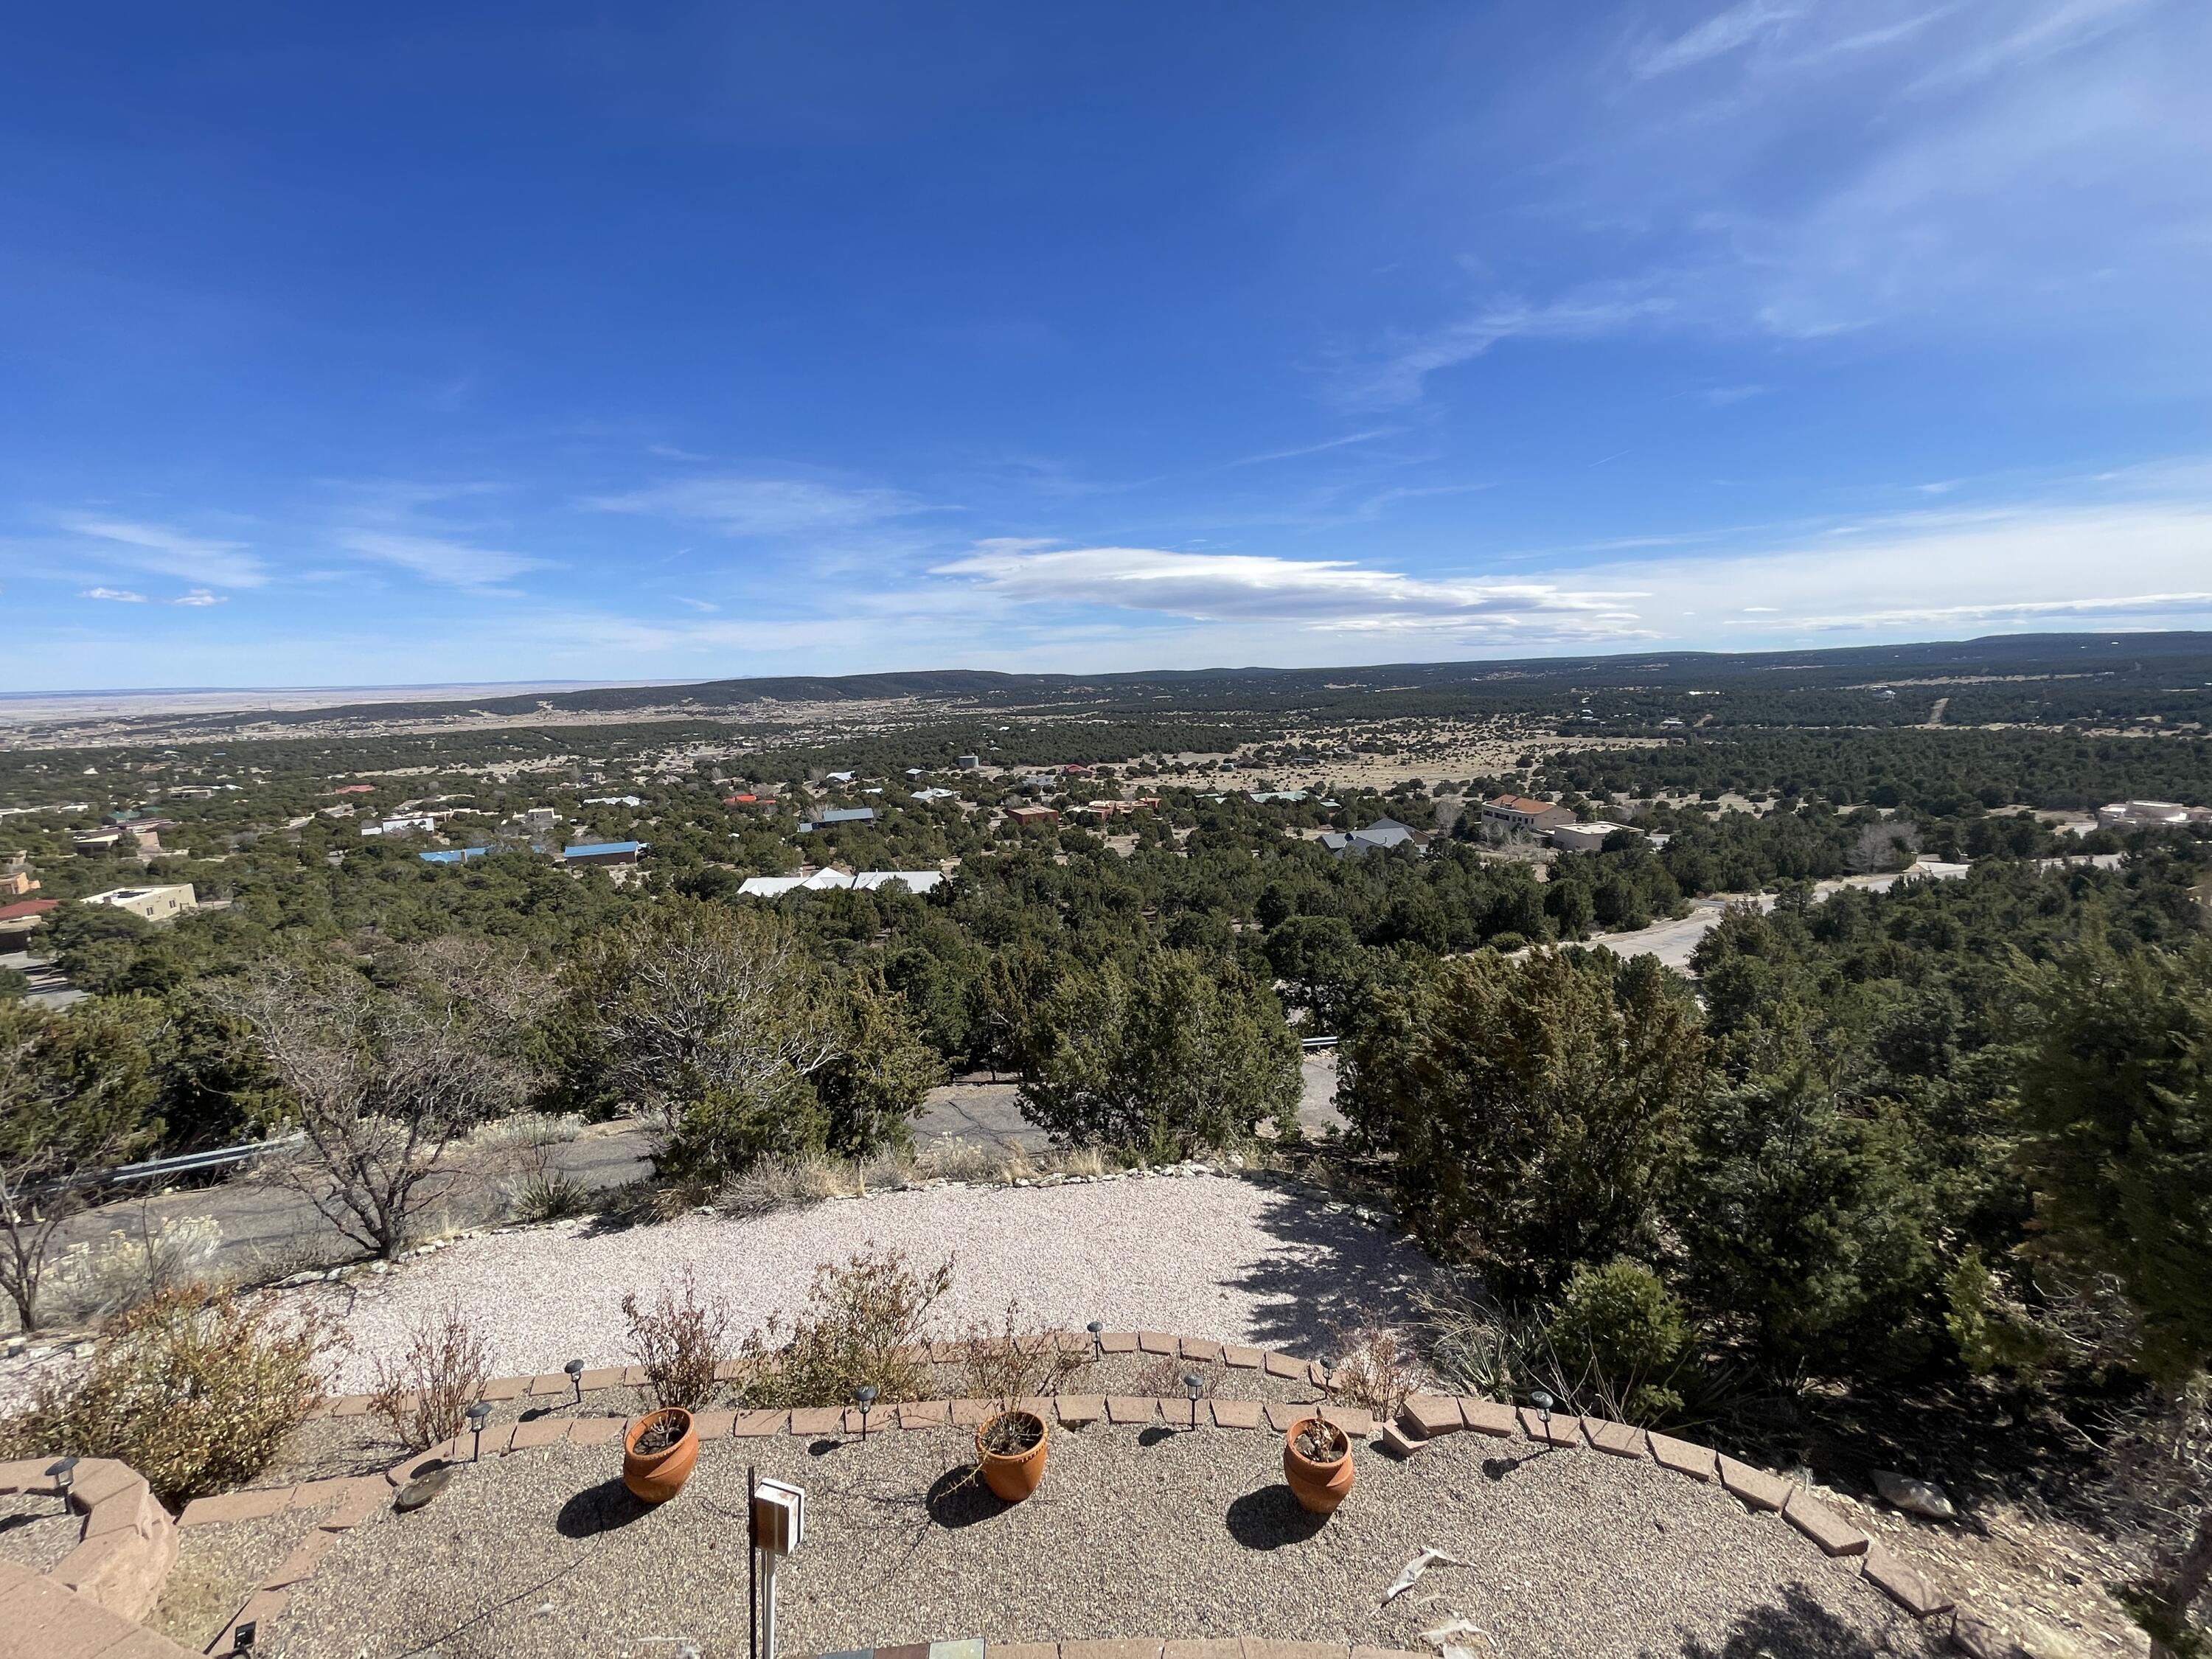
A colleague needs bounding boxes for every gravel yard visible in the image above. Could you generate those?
[271,1425,1941,1659]
[302,1171,1434,1390]
[0,1491,79,1572]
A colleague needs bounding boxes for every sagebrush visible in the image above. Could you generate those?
[1,1286,340,1505]
[738,1247,949,1410]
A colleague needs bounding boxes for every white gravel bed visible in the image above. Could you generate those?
[304,1172,1439,1391]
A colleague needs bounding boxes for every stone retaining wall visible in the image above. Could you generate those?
[0,1455,178,1623]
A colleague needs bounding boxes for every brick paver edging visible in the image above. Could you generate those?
[0,1455,178,1627]
[198,1335,1961,1656]
[796,1642,1427,1659]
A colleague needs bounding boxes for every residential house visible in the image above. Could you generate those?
[798,807,876,832]
[419,848,490,866]
[1481,795,1576,834]
[1319,817,1421,858]
[2096,800,2212,830]
[83,884,196,922]
[1005,805,1060,827]
[562,841,644,867]
[1548,821,1641,852]
[0,897,61,952]
[737,869,944,898]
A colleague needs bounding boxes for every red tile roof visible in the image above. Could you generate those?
[0,899,61,922]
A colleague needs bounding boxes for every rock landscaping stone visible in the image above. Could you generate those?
[1862,1542,1952,1617]
[568,1414,627,1446]
[1717,1455,1792,1513]
[1263,1352,1305,1380]
[1376,1422,1422,1460]
[1180,1338,1223,1364]
[1099,1332,1139,1354]
[1138,1331,1176,1354]
[1222,1346,1263,1369]
[1056,1396,1103,1427]
[790,1407,844,1437]
[1517,1407,1582,1447]
[392,1465,453,1513]
[506,1417,570,1453]
[181,1487,294,1528]
[1208,1399,1263,1430]
[900,1400,953,1430]
[1105,1396,1158,1425]
[731,1410,787,1437]
[1872,1469,1958,1521]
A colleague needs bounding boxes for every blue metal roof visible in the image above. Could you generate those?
[418,848,489,864]
[563,840,644,858]
[807,807,875,825]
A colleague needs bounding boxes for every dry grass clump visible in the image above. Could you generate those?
[368,1303,491,1450]
[737,1247,949,1410]
[1133,1352,1217,1399]
[956,1299,1085,1406]
[1,1286,341,1505]
[621,1266,731,1411]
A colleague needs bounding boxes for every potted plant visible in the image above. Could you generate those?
[622,1406,699,1503]
[1283,1414,1354,1515]
[975,1404,1050,1503]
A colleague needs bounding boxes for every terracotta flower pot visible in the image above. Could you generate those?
[975,1407,1050,1503]
[622,1407,699,1504]
[1283,1415,1354,1516]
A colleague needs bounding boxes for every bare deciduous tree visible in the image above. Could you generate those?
[225,939,546,1260]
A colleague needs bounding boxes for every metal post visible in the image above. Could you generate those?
[762,1552,782,1659]
[747,1464,757,1659]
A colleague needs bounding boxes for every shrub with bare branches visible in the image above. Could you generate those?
[622,1267,731,1411]
[958,1299,1084,1406]
[1327,1308,1416,1419]
[224,940,549,1260]
[369,1303,493,1449]
[738,1247,950,1410]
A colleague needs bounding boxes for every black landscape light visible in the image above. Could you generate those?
[46,1456,76,1514]
[1183,1372,1202,1428]
[233,1620,257,1653]
[855,1384,877,1440]
[565,1357,585,1406]
[1087,1319,1104,1358]
[465,1400,493,1460]
[1531,1390,1554,1441]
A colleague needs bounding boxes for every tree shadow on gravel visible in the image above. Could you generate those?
[925,1464,1004,1531]
[1654,1585,1905,1659]
[556,1478,653,1538]
[1225,1484,1330,1550]
[1228,1178,1440,1354]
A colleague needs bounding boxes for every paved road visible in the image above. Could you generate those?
[56,1065,1349,1281]
[1572,861,1972,972]
[1,950,85,1010]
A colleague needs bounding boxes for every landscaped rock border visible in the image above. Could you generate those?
[0,1455,178,1624]
[188,1330,1964,1656]
[796,1643,1428,1659]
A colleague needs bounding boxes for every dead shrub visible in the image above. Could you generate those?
[0,1286,341,1506]
[368,1303,491,1450]
[1328,1308,1416,1419]
[738,1247,950,1411]
[621,1267,731,1411]
[956,1300,1085,1406]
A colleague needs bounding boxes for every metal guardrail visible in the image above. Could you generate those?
[1299,1035,1339,1050]
[101,1133,305,1186]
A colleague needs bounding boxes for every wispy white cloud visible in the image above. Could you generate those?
[62,518,268,588]
[934,540,1650,642]
[1628,0,1810,79]
[80,586,146,603]
[170,589,226,607]
[1352,291,1678,408]
[586,473,930,536]
[335,530,548,589]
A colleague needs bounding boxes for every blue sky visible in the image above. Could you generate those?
[5,1,2211,692]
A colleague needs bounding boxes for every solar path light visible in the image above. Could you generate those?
[1531,1391,1554,1441]
[46,1456,76,1516]
[465,1400,493,1460]
[565,1357,585,1407]
[1087,1319,1104,1358]
[854,1385,877,1441]
[1183,1372,1203,1429]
